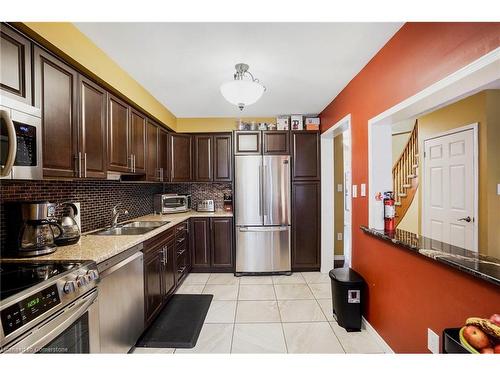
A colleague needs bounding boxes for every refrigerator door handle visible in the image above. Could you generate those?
[262,164,267,217]
[238,226,288,232]
[258,164,263,218]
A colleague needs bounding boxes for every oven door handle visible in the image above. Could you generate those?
[0,109,17,177]
[4,290,98,353]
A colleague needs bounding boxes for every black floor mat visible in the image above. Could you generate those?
[136,294,213,349]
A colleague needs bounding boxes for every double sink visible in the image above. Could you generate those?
[94,221,170,236]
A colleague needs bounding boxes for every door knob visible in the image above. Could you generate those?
[458,216,472,222]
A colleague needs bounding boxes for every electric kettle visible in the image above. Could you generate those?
[54,202,81,246]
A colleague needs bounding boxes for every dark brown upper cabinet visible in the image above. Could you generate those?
[78,77,107,179]
[263,131,290,155]
[292,131,320,181]
[107,94,130,173]
[158,128,170,182]
[170,133,192,182]
[292,181,320,271]
[145,120,159,181]
[234,131,261,155]
[129,109,147,174]
[213,133,232,182]
[0,25,32,106]
[34,46,78,178]
[193,133,233,182]
[211,217,233,269]
[193,134,213,182]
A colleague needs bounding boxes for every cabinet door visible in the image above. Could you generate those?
[79,76,107,178]
[263,131,289,155]
[162,240,176,297]
[144,249,163,326]
[193,134,213,181]
[291,131,320,180]
[211,218,233,269]
[108,94,130,172]
[292,181,320,270]
[145,120,159,181]
[0,25,32,106]
[190,218,211,269]
[130,109,147,174]
[34,47,78,178]
[158,128,170,182]
[213,133,232,182]
[170,134,192,182]
[234,131,261,155]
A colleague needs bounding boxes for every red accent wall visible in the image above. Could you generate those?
[320,22,500,353]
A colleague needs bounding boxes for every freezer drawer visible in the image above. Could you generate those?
[236,226,291,273]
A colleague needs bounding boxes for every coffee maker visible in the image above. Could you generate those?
[16,201,63,257]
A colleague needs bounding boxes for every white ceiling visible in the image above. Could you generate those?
[75,23,402,118]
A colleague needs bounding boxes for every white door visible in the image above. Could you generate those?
[423,127,477,251]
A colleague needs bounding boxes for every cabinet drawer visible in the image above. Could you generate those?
[143,228,174,255]
[176,251,189,283]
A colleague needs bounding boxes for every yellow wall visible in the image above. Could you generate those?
[333,134,344,256]
[17,22,177,131]
[177,117,276,133]
[416,90,499,257]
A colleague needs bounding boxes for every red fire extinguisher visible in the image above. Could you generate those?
[384,191,395,233]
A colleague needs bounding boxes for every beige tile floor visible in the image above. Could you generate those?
[132,272,387,354]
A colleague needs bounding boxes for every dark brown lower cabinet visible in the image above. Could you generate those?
[211,218,233,268]
[143,248,163,326]
[143,228,176,326]
[191,217,234,272]
[292,181,321,271]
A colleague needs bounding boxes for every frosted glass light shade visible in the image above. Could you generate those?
[220,80,265,108]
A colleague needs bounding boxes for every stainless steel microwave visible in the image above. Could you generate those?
[154,194,191,214]
[0,97,42,180]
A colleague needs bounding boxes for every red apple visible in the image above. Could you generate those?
[463,325,490,350]
[489,314,500,326]
[480,347,494,354]
[494,344,500,354]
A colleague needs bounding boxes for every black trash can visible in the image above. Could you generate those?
[329,267,365,332]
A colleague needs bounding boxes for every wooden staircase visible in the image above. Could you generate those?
[393,121,419,227]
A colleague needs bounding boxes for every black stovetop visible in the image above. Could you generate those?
[0,261,82,300]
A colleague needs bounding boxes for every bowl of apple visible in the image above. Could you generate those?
[460,314,500,354]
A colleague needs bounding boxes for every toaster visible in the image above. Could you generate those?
[197,200,215,212]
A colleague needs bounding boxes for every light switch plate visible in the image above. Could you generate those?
[337,233,343,241]
[427,328,439,354]
[352,185,358,198]
[497,183,500,195]
[361,183,366,197]
[337,184,343,192]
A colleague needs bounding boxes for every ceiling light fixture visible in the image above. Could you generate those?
[220,63,266,111]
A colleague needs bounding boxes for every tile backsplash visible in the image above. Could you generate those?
[0,180,232,251]
[165,183,233,211]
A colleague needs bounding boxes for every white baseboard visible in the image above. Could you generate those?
[362,317,394,353]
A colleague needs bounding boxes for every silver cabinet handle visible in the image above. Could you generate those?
[83,153,87,178]
[128,155,133,172]
[133,154,136,172]
[0,110,17,177]
[78,152,82,178]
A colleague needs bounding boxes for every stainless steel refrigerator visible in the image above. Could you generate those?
[235,154,291,274]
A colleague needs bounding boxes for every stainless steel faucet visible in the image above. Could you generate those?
[111,203,129,228]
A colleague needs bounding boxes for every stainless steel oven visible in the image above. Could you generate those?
[0,100,42,180]
[0,261,100,354]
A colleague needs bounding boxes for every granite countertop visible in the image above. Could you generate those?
[1,210,233,264]
[360,226,500,286]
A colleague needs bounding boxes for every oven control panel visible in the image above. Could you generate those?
[1,285,61,336]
